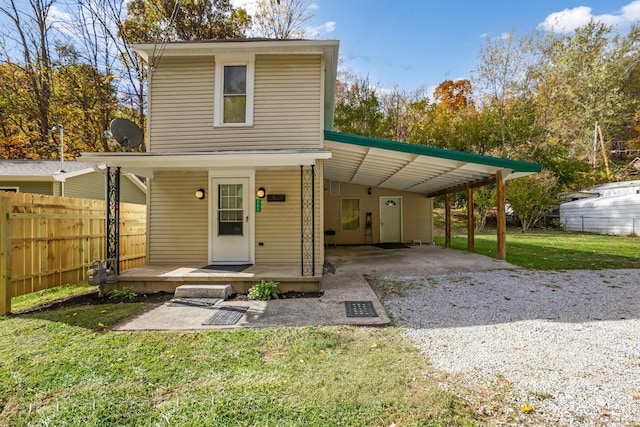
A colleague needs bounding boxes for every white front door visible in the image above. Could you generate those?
[380,196,402,243]
[210,177,251,264]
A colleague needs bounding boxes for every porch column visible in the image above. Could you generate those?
[466,183,474,253]
[106,166,120,277]
[496,170,506,261]
[445,193,451,248]
[300,165,315,276]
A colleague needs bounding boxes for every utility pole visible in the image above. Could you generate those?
[597,123,612,181]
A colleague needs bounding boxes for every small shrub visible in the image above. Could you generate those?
[248,280,279,300]
[108,287,137,301]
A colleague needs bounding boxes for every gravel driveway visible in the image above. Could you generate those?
[382,268,640,426]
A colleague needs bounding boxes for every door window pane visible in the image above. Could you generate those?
[341,199,360,231]
[218,184,244,235]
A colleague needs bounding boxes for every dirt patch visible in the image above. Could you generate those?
[13,291,174,315]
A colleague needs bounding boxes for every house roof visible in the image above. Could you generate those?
[323,131,542,197]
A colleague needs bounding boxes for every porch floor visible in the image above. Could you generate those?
[115,264,322,294]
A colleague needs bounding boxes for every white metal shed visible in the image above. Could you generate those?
[560,189,640,236]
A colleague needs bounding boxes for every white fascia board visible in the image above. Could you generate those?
[79,150,332,170]
[133,40,339,61]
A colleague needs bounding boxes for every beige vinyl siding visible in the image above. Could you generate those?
[324,181,433,245]
[149,55,322,152]
[255,166,323,267]
[255,169,300,264]
[148,171,208,265]
[0,181,53,195]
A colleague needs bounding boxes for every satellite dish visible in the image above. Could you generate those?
[109,118,143,152]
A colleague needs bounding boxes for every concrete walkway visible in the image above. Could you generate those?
[114,245,514,331]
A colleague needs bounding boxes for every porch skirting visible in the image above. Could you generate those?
[109,264,322,295]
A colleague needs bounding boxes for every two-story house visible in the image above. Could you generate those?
[80,38,540,294]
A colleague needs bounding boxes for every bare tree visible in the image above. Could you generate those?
[254,0,313,39]
[75,0,148,146]
[0,0,57,156]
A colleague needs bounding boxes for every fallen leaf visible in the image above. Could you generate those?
[98,322,104,327]
[100,310,107,314]
[504,296,511,301]
[319,350,326,356]
[521,403,533,413]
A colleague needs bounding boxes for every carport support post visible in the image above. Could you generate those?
[445,193,451,248]
[496,170,506,261]
[466,183,474,253]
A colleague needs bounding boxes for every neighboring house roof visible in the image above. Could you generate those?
[0,159,96,181]
[0,159,146,193]
[323,131,542,197]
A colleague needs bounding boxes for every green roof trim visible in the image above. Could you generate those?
[324,131,542,173]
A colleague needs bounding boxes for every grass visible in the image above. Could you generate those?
[0,299,518,426]
[10,282,96,312]
[434,228,640,270]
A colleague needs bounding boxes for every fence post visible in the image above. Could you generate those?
[0,195,11,315]
[581,215,584,233]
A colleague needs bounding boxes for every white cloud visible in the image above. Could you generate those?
[538,1,640,33]
[307,20,336,37]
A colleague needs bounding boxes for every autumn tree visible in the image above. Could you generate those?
[507,171,559,232]
[531,21,639,169]
[473,29,531,157]
[121,0,250,42]
[334,74,392,139]
[254,0,313,39]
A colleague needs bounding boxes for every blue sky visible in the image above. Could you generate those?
[236,0,640,91]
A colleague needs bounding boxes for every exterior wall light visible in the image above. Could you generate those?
[367,187,372,195]
[256,187,266,198]
[195,188,205,199]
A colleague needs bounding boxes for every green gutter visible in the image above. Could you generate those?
[324,130,542,173]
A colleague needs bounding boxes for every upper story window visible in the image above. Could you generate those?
[214,55,255,127]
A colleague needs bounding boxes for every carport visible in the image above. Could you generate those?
[323,131,542,259]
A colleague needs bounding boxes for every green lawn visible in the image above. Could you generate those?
[0,301,500,426]
[434,228,640,270]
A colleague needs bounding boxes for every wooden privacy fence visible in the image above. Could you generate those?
[0,191,146,314]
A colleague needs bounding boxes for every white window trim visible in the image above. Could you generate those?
[0,187,18,192]
[214,54,255,127]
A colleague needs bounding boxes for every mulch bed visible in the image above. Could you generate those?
[229,291,324,301]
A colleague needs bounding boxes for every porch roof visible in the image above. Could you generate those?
[78,149,332,178]
[323,131,542,197]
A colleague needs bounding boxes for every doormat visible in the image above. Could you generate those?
[345,301,379,317]
[169,297,220,307]
[201,264,252,272]
[202,306,249,325]
[375,242,410,249]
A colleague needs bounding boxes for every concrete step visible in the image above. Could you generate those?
[174,284,232,300]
